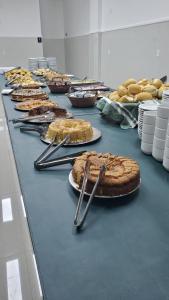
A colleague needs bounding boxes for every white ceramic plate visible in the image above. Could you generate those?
[41,127,102,146]
[69,171,141,198]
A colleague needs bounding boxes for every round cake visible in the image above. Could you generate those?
[11,89,48,101]
[46,119,93,143]
[72,151,140,196]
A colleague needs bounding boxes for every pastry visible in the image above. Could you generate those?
[11,89,48,101]
[137,79,150,86]
[123,78,137,87]
[142,85,157,97]
[152,79,163,89]
[135,92,153,101]
[15,100,55,111]
[46,119,93,143]
[29,106,67,117]
[109,91,120,101]
[119,95,134,103]
[117,85,128,97]
[72,151,140,196]
[128,84,142,95]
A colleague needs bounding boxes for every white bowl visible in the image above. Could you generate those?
[154,127,166,140]
[157,104,169,119]
[142,123,155,134]
[141,142,153,154]
[155,117,168,130]
[153,136,166,149]
[141,132,154,143]
[163,156,169,171]
[152,147,164,161]
[143,111,157,125]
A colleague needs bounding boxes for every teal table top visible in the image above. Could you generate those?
[1,75,169,300]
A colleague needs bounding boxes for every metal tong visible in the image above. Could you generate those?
[74,161,106,229]
[34,135,86,170]
[12,112,55,124]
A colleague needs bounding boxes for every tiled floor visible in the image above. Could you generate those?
[0,95,43,299]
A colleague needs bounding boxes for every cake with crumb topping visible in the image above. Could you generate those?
[72,151,140,196]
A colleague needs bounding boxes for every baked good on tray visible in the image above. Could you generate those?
[108,77,169,103]
[15,99,56,111]
[72,151,140,196]
[29,105,67,118]
[46,119,93,143]
[11,89,48,101]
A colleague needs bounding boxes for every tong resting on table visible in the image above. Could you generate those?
[34,135,86,170]
[74,161,106,229]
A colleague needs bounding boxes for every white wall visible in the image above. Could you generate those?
[0,0,43,67]
[0,0,41,37]
[40,0,64,39]
[101,0,169,32]
[63,0,90,37]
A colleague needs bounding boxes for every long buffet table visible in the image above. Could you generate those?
[1,75,169,300]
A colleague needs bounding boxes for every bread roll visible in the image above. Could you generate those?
[137,78,150,86]
[152,79,163,89]
[158,86,169,99]
[119,95,134,103]
[123,78,136,87]
[135,92,153,101]
[128,84,142,95]
[142,84,157,97]
[109,91,120,101]
[117,85,128,97]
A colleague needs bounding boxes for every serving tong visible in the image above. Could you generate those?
[34,138,106,228]
[11,112,55,124]
[32,134,86,169]
[13,111,101,124]
[74,162,106,229]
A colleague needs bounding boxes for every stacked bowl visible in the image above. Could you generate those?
[141,111,157,154]
[163,121,169,171]
[47,57,57,70]
[38,57,48,69]
[28,58,38,71]
[138,101,159,139]
[152,103,169,161]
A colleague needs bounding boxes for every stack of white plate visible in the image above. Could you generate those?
[28,58,38,71]
[141,111,157,154]
[138,101,159,139]
[163,122,169,171]
[162,90,169,102]
[38,57,48,69]
[47,57,57,70]
[152,103,169,161]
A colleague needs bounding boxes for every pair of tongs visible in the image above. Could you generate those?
[34,135,86,170]
[74,161,106,229]
[12,112,55,124]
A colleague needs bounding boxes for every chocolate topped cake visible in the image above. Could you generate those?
[29,106,67,117]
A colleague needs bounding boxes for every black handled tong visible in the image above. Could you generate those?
[33,135,86,170]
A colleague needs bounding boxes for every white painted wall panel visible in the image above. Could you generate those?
[40,0,64,39]
[0,0,41,37]
[63,0,90,37]
[101,0,169,32]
